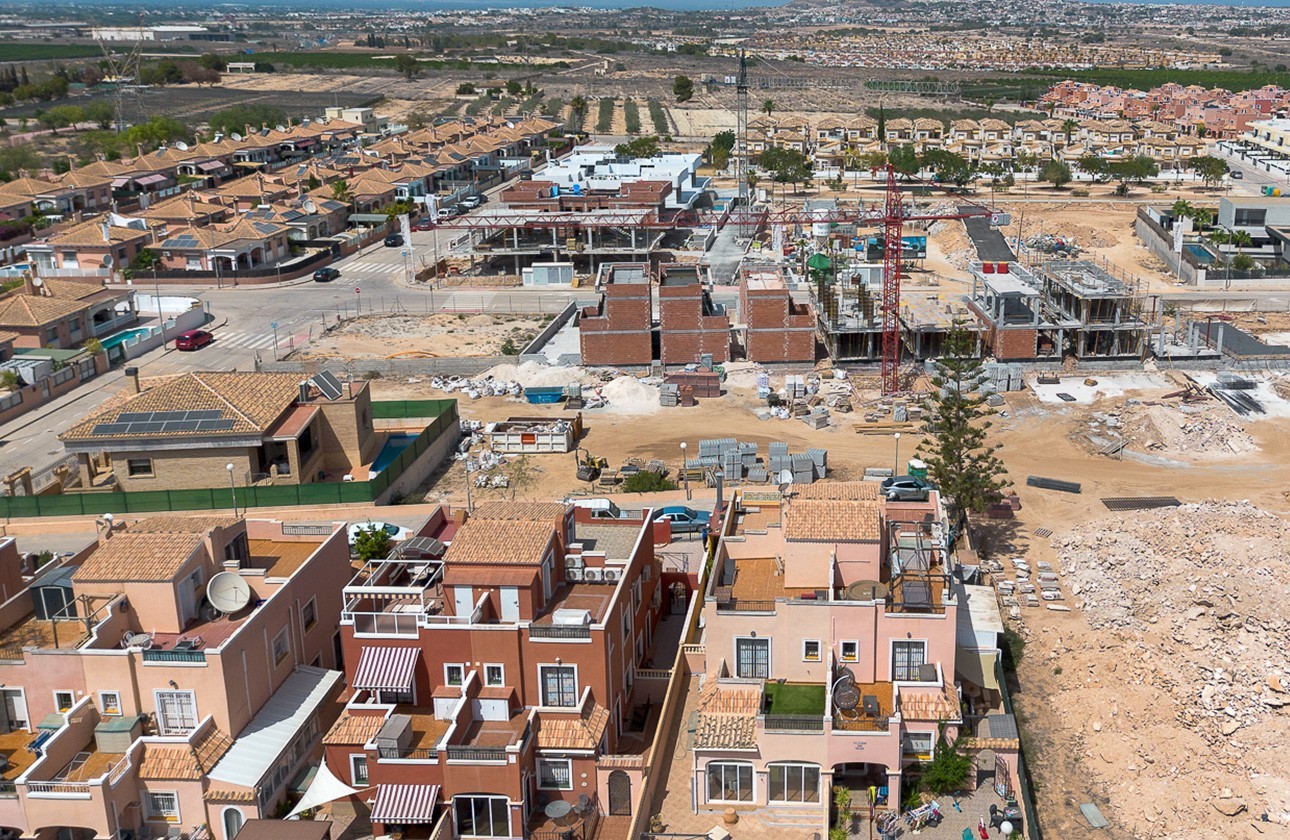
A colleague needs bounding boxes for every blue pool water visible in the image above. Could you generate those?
[372,433,418,474]
[1185,243,1216,265]
[101,327,153,349]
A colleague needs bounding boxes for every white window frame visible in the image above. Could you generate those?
[147,790,181,823]
[706,761,755,804]
[733,636,770,680]
[53,690,75,713]
[154,689,198,735]
[99,690,122,716]
[272,627,291,665]
[802,639,822,662]
[453,794,511,838]
[445,663,466,687]
[767,762,821,804]
[538,663,579,709]
[349,754,369,786]
[903,731,935,761]
[536,757,573,790]
[890,639,929,683]
[301,597,318,631]
[839,641,859,663]
[484,663,505,687]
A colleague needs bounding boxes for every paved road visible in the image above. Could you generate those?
[1213,141,1290,196]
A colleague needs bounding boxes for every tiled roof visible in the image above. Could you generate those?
[537,704,609,750]
[39,278,112,301]
[0,293,89,327]
[900,684,962,722]
[138,725,233,779]
[783,499,882,543]
[794,481,879,501]
[0,177,67,198]
[48,220,151,246]
[694,685,761,751]
[72,531,205,583]
[324,711,386,745]
[698,682,761,714]
[205,786,257,802]
[445,518,556,566]
[470,501,566,522]
[126,514,239,534]
[60,372,302,442]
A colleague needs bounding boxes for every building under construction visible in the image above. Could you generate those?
[967,258,1154,360]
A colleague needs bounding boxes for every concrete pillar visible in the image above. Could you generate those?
[1216,323,1226,356]
[886,769,902,813]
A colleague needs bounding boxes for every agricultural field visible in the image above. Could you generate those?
[0,85,375,123]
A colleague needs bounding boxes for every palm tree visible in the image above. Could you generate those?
[330,179,353,204]
[1171,198,1195,220]
[1061,118,1079,146]
[762,99,775,117]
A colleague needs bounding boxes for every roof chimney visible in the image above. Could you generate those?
[125,367,141,394]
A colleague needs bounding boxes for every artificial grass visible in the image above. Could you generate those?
[764,681,827,715]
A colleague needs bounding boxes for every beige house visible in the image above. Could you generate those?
[60,371,382,491]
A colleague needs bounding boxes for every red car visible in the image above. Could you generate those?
[175,329,214,351]
[412,217,434,231]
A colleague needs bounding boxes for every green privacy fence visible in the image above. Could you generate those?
[0,400,459,519]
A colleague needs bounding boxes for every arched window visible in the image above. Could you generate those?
[222,807,245,840]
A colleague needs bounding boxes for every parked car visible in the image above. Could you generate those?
[383,233,404,247]
[653,506,710,535]
[880,475,933,502]
[313,267,340,282]
[1230,170,1243,180]
[174,329,213,351]
[436,207,457,220]
[346,521,411,550]
[412,217,435,231]
[460,194,483,210]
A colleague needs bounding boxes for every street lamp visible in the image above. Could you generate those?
[226,463,238,518]
[893,432,902,476]
[679,442,690,501]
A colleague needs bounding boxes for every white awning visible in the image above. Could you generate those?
[353,646,419,692]
[286,759,363,819]
[370,784,440,824]
[956,648,1000,692]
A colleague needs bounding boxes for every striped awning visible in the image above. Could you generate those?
[353,646,419,692]
[370,784,440,824]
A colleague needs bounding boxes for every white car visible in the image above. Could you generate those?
[347,521,411,547]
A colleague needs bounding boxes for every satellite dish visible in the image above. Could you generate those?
[302,199,317,213]
[102,255,114,268]
[207,572,251,614]
[31,277,43,287]
[231,132,243,141]
[275,125,287,132]
[778,468,794,486]
[175,141,189,151]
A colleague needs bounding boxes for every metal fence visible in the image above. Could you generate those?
[0,400,457,519]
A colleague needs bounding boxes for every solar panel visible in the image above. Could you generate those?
[195,419,236,431]
[129,421,166,434]
[161,420,201,432]
[311,371,344,401]
[118,412,154,422]
[186,410,224,421]
[149,410,191,421]
[92,423,132,435]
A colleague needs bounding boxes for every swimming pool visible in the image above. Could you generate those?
[1185,243,1216,265]
[101,327,154,349]
[372,432,419,474]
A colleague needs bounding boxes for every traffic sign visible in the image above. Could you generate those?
[271,322,278,329]
[355,287,361,294]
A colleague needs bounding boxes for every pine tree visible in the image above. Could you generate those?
[917,322,1009,519]
[876,104,886,148]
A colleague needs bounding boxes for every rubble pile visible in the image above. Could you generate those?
[1088,401,1258,457]
[1050,501,1290,833]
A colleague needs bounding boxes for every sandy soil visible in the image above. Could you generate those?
[289,313,549,359]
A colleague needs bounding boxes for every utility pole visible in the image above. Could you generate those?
[735,50,749,209]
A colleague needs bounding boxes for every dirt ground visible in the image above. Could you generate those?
[373,368,1290,836]
[289,313,549,359]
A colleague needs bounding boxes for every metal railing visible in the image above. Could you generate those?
[529,624,592,640]
[26,780,93,796]
[377,745,438,760]
[763,714,825,733]
[142,648,207,664]
[832,714,891,733]
[444,745,507,762]
[715,599,777,613]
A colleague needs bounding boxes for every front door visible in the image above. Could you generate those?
[608,770,632,816]
[1,688,28,730]
[501,587,520,622]
[454,586,475,618]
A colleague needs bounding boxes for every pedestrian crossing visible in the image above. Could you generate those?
[212,329,280,350]
[336,260,403,281]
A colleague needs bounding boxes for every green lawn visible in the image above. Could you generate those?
[764,682,826,715]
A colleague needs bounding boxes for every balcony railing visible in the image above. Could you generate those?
[715,599,777,613]
[833,714,891,733]
[528,624,592,640]
[26,780,92,797]
[142,648,207,664]
[377,745,439,760]
[444,745,507,762]
[764,714,825,733]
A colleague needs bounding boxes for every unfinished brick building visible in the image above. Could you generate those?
[658,264,731,365]
[579,263,654,366]
[738,264,816,363]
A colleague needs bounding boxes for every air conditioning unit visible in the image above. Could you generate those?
[603,568,622,582]
[566,568,584,583]
[584,568,603,582]
[564,556,583,569]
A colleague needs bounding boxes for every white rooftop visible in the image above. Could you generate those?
[957,583,1005,650]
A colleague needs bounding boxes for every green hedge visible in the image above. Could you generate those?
[2,400,458,519]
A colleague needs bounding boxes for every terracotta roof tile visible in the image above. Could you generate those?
[0,293,88,327]
[537,704,609,751]
[445,519,556,566]
[694,714,756,750]
[324,711,386,745]
[900,684,961,722]
[139,725,233,779]
[794,482,879,501]
[47,220,151,247]
[783,499,882,543]
[72,531,205,583]
[205,786,257,802]
[470,501,566,522]
[127,514,240,534]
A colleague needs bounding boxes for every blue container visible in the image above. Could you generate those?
[524,387,566,405]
